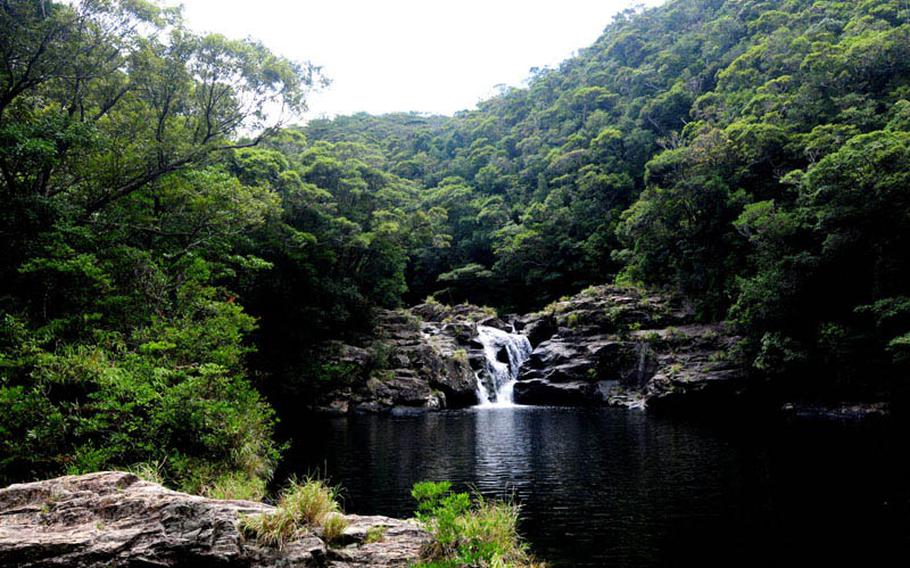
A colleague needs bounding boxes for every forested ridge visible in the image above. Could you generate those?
[2,0,910,493]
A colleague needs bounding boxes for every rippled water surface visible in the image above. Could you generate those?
[281,407,910,567]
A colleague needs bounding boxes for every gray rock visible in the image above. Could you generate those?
[316,308,478,412]
[515,313,557,347]
[0,471,428,568]
[514,287,746,411]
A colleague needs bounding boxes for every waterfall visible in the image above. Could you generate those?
[474,324,533,407]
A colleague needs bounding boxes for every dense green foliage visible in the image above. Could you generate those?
[0,0,318,490]
[3,0,910,490]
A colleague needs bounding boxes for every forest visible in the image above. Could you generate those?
[2,0,910,500]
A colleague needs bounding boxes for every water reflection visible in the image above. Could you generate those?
[282,407,910,567]
[473,408,533,495]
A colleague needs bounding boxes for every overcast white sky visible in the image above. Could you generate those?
[171,0,664,119]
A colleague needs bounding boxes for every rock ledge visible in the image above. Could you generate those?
[0,471,428,567]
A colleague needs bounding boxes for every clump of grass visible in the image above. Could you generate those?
[364,525,387,544]
[321,512,349,545]
[241,477,342,548]
[540,300,566,316]
[581,285,599,297]
[641,331,663,343]
[412,481,546,568]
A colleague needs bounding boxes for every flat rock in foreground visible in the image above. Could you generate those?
[0,471,428,567]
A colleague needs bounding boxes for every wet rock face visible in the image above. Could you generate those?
[513,286,746,411]
[0,471,428,568]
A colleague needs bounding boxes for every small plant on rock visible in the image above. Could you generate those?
[364,525,387,544]
[370,341,395,370]
[452,349,469,365]
[205,471,267,501]
[128,461,166,486]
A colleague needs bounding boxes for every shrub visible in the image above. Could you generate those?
[411,481,545,568]
[0,330,280,491]
[370,341,395,369]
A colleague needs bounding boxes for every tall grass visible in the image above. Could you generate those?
[241,477,345,547]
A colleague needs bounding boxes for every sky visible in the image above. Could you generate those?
[171,0,664,120]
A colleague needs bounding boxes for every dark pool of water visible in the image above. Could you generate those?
[279,407,910,567]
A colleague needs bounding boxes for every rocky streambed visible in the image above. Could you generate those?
[313,285,747,414]
[0,471,428,567]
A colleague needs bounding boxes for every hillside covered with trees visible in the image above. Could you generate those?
[298,0,910,405]
[2,0,910,495]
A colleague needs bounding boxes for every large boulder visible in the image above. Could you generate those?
[0,471,428,568]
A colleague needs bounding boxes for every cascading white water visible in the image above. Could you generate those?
[474,325,533,407]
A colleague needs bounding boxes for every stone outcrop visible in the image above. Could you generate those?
[412,302,524,400]
[314,309,479,413]
[314,300,528,414]
[512,286,747,410]
[0,471,428,567]
[314,286,747,413]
